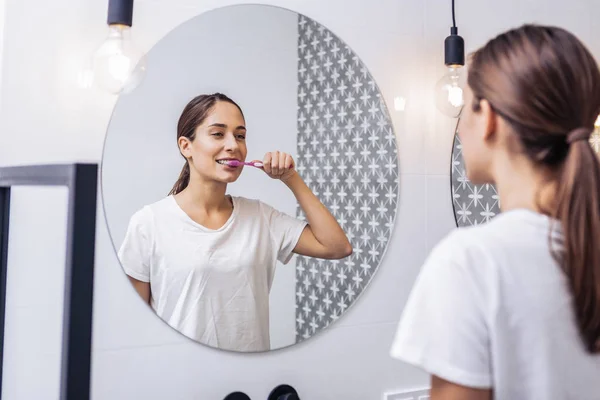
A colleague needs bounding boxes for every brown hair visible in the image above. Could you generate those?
[168,93,244,195]
[467,24,600,353]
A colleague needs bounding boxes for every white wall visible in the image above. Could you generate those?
[0,0,598,399]
[0,0,4,107]
[101,4,299,351]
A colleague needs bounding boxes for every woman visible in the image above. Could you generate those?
[391,25,600,399]
[118,93,352,352]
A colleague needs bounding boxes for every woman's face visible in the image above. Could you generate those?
[180,101,248,184]
[457,83,495,185]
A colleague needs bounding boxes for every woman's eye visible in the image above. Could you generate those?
[237,135,246,140]
[212,132,224,137]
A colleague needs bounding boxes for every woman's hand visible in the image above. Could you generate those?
[258,151,297,182]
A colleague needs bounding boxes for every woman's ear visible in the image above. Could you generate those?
[478,98,497,142]
[178,137,192,158]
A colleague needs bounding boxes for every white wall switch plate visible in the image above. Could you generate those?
[383,388,430,400]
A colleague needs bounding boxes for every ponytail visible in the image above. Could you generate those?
[554,135,600,353]
[169,163,190,196]
[467,24,600,353]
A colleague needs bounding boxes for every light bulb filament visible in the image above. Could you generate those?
[447,85,463,108]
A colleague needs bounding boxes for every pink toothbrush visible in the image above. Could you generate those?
[223,160,264,168]
[219,159,294,169]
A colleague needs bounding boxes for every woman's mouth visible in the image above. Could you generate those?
[216,159,240,167]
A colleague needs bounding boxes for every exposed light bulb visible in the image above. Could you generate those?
[595,114,600,128]
[90,24,146,94]
[436,0,465,119]
[435,66,466,118]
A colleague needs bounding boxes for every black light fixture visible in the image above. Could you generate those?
[85,0,146,94]
[107,0,134,26]
[434,0,466,118]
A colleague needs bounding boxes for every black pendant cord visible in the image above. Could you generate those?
[445,0,464,66]
[452,0,456,28]
[107,0,134,27]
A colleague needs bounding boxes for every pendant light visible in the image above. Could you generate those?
[434,0,466,118]
[89,0,146,94]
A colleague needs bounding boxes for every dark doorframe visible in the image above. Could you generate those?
[0,163,98,400]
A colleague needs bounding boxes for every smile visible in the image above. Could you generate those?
[216,159,237,165]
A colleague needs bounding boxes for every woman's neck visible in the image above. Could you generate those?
[177,174,229,214]
[492,153,556,215]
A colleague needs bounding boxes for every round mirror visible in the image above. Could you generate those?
[102,4,399,352]
[450,123,501,227]
[451,120,600,227]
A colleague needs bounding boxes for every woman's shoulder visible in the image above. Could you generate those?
[145,195,175,213]
[229,195,288,219]
[433,221,502,255]
[429,211,541,271]
[129,196,174,223]
[427,228,471,262]
[230,195,270,211]
[425,223,501,274]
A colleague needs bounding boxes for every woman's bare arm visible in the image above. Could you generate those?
[128,276,151,305]
[430,376,492,400]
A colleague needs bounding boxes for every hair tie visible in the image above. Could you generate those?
[566,127,592,144]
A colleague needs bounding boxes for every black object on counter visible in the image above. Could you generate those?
[268,384,300,400]
[224,392,252,400]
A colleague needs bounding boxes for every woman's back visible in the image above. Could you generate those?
[391,209,600,399]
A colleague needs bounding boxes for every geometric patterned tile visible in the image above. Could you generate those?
[451,132,500,227]
[452,120,600,227]
[295,14,399,343]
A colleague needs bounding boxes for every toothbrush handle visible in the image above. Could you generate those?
[249,162,293,168]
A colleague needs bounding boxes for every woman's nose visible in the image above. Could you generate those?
[223,134,239,150]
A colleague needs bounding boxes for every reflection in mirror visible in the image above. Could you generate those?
[451,117,600,227]
[451,122,501,227]
[102,4,399,352]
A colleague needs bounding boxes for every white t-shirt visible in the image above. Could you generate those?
[390,209,600,399]
[118,195,307,352]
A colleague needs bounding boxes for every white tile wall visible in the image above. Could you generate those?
[0,0,597,398]
[92,322,426,400]
[426,175,456,251]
